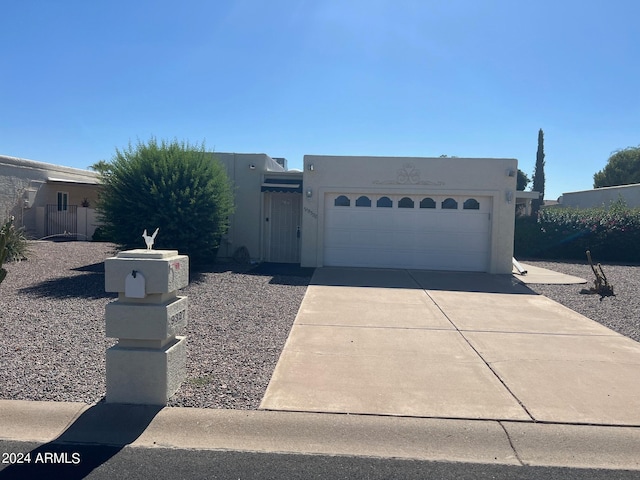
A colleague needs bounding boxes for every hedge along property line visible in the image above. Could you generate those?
[514,202,640,262]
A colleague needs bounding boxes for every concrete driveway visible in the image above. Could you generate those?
[261,267,640,426]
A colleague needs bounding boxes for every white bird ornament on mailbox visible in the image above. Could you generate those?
[142,228,159,250]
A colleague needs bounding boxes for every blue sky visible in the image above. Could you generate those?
[2,0,638,200]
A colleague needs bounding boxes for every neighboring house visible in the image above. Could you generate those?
[559,183,640,209]
[0,155,101,240]
[515,191,541,216]
[1,152,519,274]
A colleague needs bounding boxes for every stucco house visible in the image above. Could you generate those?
[0,155,101,240]
[217,153,517,274]
[302,155,516,274]
[1,152,518,274]
[558,183,640,209]
[210,152,300,262]
[514,191,542,216]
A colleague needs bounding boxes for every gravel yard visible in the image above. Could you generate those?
[1,242,638,408]
[0,241,309,409]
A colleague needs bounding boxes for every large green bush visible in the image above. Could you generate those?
[515,200,640,262]
[96,138,234,266]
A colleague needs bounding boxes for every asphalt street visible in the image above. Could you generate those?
[1,440,639,480]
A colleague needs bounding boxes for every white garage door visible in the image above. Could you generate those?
[324,194,492,272]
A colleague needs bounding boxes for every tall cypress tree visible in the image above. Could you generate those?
[531,129,545,216]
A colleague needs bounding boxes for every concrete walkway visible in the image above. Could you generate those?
[512,262,587,285]
[261,267,640,426]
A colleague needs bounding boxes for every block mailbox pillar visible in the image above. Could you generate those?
[104,249,188,405]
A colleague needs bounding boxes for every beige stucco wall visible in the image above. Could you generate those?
[300,155,518,274]
[210,153,285,260]
[77,207,99,241]
[0,155,100,237]
[40,182,100,209]
[560,184,640,209]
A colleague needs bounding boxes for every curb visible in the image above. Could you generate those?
[1,400,639,470]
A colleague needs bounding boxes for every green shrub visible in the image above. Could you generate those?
[0,216,30,263]
[91,226,115,242]
[515,200,640,262]
[96,138,234,267]
[0,221,7,285]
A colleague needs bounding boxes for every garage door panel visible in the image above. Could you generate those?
[325,228,352,247]
[392,232,419,249]
[445,233,489,251]
[415,231,457,250]
[324,194,492,271]
[414,215,441,230]
[327,210,353,229]
[438,213,488,231]
[370,231,392,246]
[460,214,490,232]
[326,247,395,267]
[391,250,421,267]
[352,211,379,227]
[352,229,379,245]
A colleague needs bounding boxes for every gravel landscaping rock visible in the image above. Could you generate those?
[0,241,309,409]
[1,242,638,409]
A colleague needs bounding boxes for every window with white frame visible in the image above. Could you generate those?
[57,192,69,211]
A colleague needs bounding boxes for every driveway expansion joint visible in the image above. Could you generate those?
[410,272,536,423]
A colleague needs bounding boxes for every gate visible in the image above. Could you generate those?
[46,204,78,238]
[266,192,302,263]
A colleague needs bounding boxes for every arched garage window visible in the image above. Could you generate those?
[398,197,414,208]
[419,198,436,209]
[463,198,480,210]
[377,196,393,208]
[356,195,371,207]
[334,195,350,206]
[441,198,458,209]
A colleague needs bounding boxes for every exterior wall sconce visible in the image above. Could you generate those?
[306,188,313,198]
[506,168,515,177]
[506,190,514,204]
[308,163,314,171]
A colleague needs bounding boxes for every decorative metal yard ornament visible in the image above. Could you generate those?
[580,250,615,300]
[142,228,159,250]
